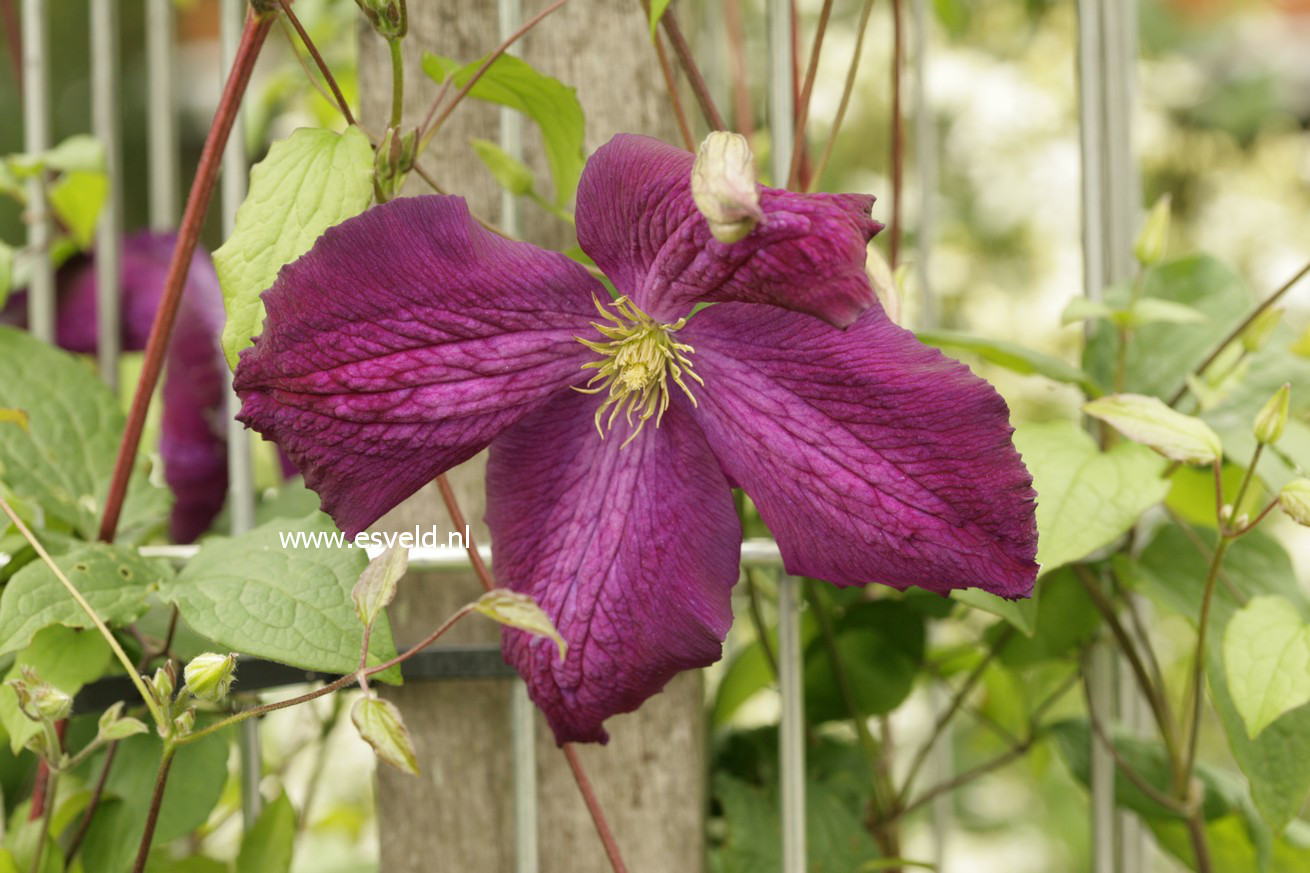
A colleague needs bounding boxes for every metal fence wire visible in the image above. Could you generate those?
[15,0,1151,870]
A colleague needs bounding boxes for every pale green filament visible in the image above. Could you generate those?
[575,296,704,446]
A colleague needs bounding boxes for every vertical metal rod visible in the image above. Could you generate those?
[496,5,539,871]
[220,0,260,827]
[1077,1,1142,870]
[21,0,53,342]
[146,0,179,230]
[768,4,804,871]
[221,0,256,540]
[911,0,936,330]
[91,0,122,388]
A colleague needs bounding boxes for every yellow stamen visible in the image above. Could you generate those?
[574,296,703,447]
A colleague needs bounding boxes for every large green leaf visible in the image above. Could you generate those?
[1134,526,1310,832]
[235,792,296,873]
[0,627,111,755]
[803,600,924,722]
[422,52,585,205]
[1015,419,1170,572]
[1223,596,1310,740]
[215,126,375,368]
[0,326,170,540]
[0,543,168,654]
[157,513,400,681]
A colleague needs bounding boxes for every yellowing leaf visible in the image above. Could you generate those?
[352,695,419,775]
[473,589,566,660]
[1083,393,1222,465]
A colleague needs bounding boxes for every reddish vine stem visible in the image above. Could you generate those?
[130,747,176,873]
[277,0,355,125]
[64,740,119,869]
[653,31,695,150]
[434,475,494,594]
[563,744,630,873]
[889,0,905,268]
[658,9,725,131]
[786,0,834,189]
[97,9,274,544]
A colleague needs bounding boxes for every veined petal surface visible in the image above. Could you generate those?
[487,390,741,744]
[682,303,1038,598]
[576,134,882,327]
[235,196,605,535]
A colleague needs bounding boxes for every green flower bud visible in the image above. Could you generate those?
[183,653,237,703]
[1241,306,1284,353]
[172,707,196,737]
[1278,479,1310,526]
[690,132,764,244]
[353,0,407,39]
[7,667,72,722]
[1254,383,1291,445]
[353,695,420,775]
[1134,193,1171,267]
[150,663,176,704]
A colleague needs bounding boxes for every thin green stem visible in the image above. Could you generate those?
[1168,259,1310,407]
[0,495,165,731]
[745,569,779,680]
[897,628,1011,807]
[388,37,404,129]
[1180,535,1229,794]
[30,771,57,873]
[277,0,355,126]
[1074,564,1182,767]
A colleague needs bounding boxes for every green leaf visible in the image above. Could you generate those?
[1127,298,1208,327]
[712,639,774,728]
[1224,595,1310,739]
[649,0,673,38]
[916,329,1101,396]
[1083,394,1222,465]
[1014,420,1170,572]
[48,170,108,249]
[803,600,924,721]
[79,726,231,872]
[994,568,1100,667]
[1060,297,1116,326]
[0,240,12,309]
[421,52,585,205]
[1133,526,1310,831]
[470,137,535,196]
[950,588,1038,636]
[235,793,296,873]
[0,627,110,755]
[472,589,566,660]
[157,513,400,681]
[215,126,375,368]
[352,696,419,775]
[352,546,408,627]
[42,135,105,174]
[0,543,167,654]
[0,326,169,539]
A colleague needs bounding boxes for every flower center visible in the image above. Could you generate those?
[576,296,703,446]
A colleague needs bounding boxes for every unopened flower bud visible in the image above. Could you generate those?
[1134,193,1171,267]
[8,667,72,722]
[353,696,420,775]
[691,132,764,244]
[150,663,176,703]
[1242,307,1283,353]
[172,707,196,737]
[1254,384,1290,445]
[1220,504,1234,524]
[184,653,237,703]
[353,0,407,39]
[1278,479,1310,526]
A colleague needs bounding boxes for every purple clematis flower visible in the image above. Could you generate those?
[3,232,229,543]
[234,134,1038,744]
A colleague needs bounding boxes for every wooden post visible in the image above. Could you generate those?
[358,4,706,871]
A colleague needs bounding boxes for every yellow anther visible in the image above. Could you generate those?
[574,296,703,446]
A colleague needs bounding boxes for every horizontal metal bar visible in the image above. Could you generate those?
[140,538,787,569]
[73,643,515,713]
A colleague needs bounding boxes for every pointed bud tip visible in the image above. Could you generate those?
[1134,193,1172,267]
[1279,479,1310,526]
[1254,383,1291,445]
[691,131,764,244]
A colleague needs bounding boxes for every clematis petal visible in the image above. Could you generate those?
[54,232,228,543]
[682,303,1038,598]
[235,195,605,537]
[575,133,882,327]
[487,390,741,744]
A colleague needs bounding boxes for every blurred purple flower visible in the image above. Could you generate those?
[51,232,227,542]
[235,134,1038,743]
